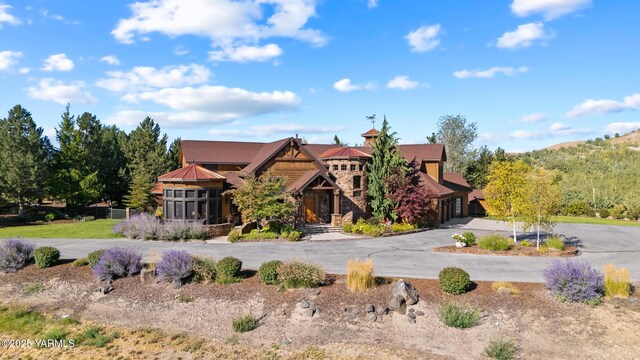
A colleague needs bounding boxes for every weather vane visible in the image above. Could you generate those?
[366,114,376,129]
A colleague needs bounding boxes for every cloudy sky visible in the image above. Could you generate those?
[0,0,639,151]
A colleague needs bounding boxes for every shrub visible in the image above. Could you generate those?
[611,204,627,219]
[545,236,565,250]
[478,234,511,251]
[564,201,595,217]
[486,338,517,360]
[192,257,217,283]
[87,249,105,268]
[391,223,416,233]
[160,220,206,241]
[491,281,520,295]
[598,208,610,219]
[362,224,385,237]
[543,260,604,304]
[277,260,326,289]
[603,264,631,298]
[216,256,243,283]
[156,250,194,282]
[227,229,241,243]
[342,223,353,233]
[0,239,35,272]
[258,260,283,285]
[520,240,532,247]
[45,212,57,222]
[438,267,471,295]
[232,313,258,333]
[242,231,279,240]
[34,246,60,269]
[113,214,160,240]
[346,259,375,292]
[72,258,89,267]
[92,248,143,281]
[461,231,477,246]
[286,230,301,242]
[439,302,480,328]
[77,326,114,347]
[78,216,95,222]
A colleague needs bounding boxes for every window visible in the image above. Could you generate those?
[186,190,196,198]
[353,191,362,197]
[174,190,183,198]
[333,164,338,171]
[353,175,361,189]
[165,189,172,197]
[359,164,364,171]
[350,164,356,171]
[341,164,347,171]
[163,188,223,224]
[174,201,183,219]
[166,201,173,219]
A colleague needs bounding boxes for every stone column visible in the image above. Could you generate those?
[333,189,340,214]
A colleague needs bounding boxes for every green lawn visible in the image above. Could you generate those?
[485,215,639,227]
[0,219,124,238]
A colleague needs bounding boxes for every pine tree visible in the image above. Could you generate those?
[124,170,156,211]
[99,125,128,205]
[168,137,182,171]
[0,105,52,216]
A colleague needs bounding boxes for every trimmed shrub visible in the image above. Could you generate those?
[286,230,302,242]
[545,236,565,250]
[478,234,511,251]
[45,212,57,222]
[156,250,194,282]
[611,204,627,220]
[598,208,610,219]
[491,281,520,295]
[486,339,517,360]
[216,256,243,283]
[346,259,375,292]
[242,231,279,240]
[439,267,471,295]
[342,223,353,233]
[227,229,241,243]
[92,248,143,281]
[72,258,89,267]
[391,223,416,233]
[258,260,283,285]
[439,302,480,328]
[34,246,60,269]
[232,313,258,333]
[603,264,631,298]
[277,260,326,289]
[461,231,477,246]
[87,249,105,268]
[543,260,604,304]
[0,239,35,272]
[192,257,217,283]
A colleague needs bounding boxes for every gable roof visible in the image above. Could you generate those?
[286,169,340,194]
[242,138,291,174]
[157,164,225,182]
[397,144,446,162]
[318,147,371,159]
[419,172,454,197]
[443,173,472,191]
[470,189,484,200]
[181,140,264,164]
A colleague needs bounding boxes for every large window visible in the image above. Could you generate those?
[353,175,361,189]
[163,188,223,224]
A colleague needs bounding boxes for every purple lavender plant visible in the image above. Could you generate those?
[0,239,35,272]
[155,250,194,282]
[92,247,143,280]
[115,214,160,240]
[543,259,604,304]
[160,220,206,241]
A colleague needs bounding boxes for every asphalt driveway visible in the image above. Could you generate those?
[8,219,640,282]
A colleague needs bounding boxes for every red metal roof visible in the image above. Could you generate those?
[470,189,484,200]
[157,164,225,182]
[151,182,164,194]
[361,128,380,137]
[318,147,371,159]
[443,173,472,189]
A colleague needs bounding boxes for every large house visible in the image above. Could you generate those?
[152,128,473,228]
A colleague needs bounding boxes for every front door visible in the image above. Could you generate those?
[304,196,317,223]
[455,197,462,217]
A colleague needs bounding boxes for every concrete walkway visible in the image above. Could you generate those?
[7,219,640,282]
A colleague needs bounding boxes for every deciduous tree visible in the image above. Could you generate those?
[386,162,437,225]
[485,160,531,242]
[522,167,560,248]
[435,114,477,174]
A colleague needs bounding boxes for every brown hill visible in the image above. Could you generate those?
[544,130,640,150]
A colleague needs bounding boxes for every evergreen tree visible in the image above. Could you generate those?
[124,170,156,211]
[464,145,495,189]
[0,105,52,216]
[168,137,182,171]
[366,116,407,221]
[99,125,128,205]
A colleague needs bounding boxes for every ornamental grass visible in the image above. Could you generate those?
[603,264,632,298]
[346,259,375,292]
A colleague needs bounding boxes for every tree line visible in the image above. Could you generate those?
[0,104,181,216]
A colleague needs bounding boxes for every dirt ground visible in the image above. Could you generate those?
[1,263,639,359]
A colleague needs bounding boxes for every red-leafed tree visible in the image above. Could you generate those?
[386,161,437,225]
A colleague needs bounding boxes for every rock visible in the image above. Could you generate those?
[497,287,512,296]
[415,311,425,316]
[407,312,417,320]
[344,307,360,319]
[392,279,419,305]
[140,268,155,282]
[366,312,377,322]
[408,317,416,324]
[172,279,182,289]
[408,308,415,313]
[376,307,389,316]
[298,299,310,309]
[305,308,315,317]
[306,288,321,296]
[97,284,113,295]
[365,304,375,313]
[388,295,407,315]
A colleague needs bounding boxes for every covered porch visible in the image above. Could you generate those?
[287,169,342,226]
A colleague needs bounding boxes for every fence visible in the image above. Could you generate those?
[110,208,127,220]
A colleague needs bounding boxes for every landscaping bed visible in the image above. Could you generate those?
[433,243,578,257]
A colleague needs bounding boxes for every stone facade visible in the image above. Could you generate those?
[325,158,368,224]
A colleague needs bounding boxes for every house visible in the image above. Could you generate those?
[153,128,473,228]
[468,189,487,216]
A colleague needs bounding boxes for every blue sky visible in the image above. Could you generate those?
[1,0,639,152]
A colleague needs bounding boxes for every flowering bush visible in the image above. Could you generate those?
[277,260,326,288]
[92,248,143,280]
[113,214,206,241]
[161,220,206,241]
[543,260,604,304]
[156,250,194,282]
[0,239,35,272]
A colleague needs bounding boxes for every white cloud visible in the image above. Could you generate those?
[0,5,21,28]
[387,75,418,90]
[509,130,545,140]
[453,66,529,79]
[368,0,378,9]
[105,110,235,128]
[210,123,345,137]
[96,64,211,92]
[0,50,22,71]
[566,93,640,117]
[112,0,326,62]
[406,24,441,53]
[520,112,547,123]
[174,45,189,56]
[509,123,592,140]
[604,122,640,135]
[496,22,552,50]
[27,78,97,105]
[100,55,121,66]
[209,43,282,62]
[18,67,30,74]
[549,122,570,131]
[41,53,74,72]
[333,78,376,92]
[511,0,591,20]
[39,8,64,21]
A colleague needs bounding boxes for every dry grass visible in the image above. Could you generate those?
[491,281,520,295]
[604,264,632,298]
[346,259,375,292]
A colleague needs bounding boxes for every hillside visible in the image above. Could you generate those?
[544,130,640,150]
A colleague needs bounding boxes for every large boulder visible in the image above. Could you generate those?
[392,279,419,305]
[388,295,407,315]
